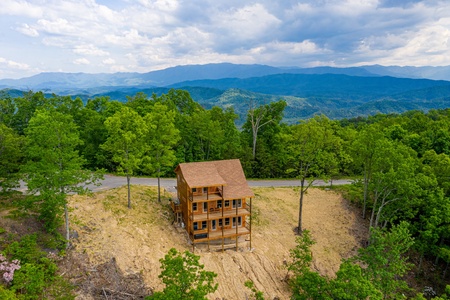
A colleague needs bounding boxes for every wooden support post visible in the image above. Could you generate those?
[206,201,210,251]
[250,197,252,249]
[221,185,224,253]
[236,200,239,251]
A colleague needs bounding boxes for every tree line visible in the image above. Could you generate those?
[2,89,450,296]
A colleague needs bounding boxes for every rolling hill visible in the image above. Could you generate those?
[2,63,450,123]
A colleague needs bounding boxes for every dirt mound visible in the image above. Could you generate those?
[66,185,368,299]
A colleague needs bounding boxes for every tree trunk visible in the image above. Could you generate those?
[418,253,424,274]
[158,165,161,202]
[127,174,131,209]
[298,178,305,234]
[252,129,257,159]
[64,202,70,248]
[362,167,368,219]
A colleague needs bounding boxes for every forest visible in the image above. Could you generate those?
[2,88,450,299]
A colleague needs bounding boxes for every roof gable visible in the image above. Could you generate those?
[176,159,254,198]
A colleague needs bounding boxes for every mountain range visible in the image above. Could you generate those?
[1,63,450,124]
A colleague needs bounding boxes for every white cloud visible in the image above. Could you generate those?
[0,57,30,70]
[214,4,281,42]
[0,0,43,18]
[73,58,90,65]
[1,0,450,78]
[16,23,39,37]
[102,58,115,65]
[74,45,109,56]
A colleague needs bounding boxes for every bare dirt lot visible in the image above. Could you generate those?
[66,185,368,300]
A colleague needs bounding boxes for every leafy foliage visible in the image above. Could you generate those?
[147,248,217,300]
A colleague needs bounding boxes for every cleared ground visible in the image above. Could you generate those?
[66,185,368,299]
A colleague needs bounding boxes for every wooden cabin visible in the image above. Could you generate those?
[172,159,253,251]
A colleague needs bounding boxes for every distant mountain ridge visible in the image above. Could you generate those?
[1,63,450,92]
[2,63,450,123]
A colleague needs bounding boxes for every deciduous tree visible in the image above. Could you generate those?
[143,102,179,202]
[284,115,341,233]
[22,109,100,243]
[0,124,24,191]
[148,248,217,300]
[102,107,147,208]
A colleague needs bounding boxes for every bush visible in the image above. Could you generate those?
[11,263,46,299]
[0,285,18,299]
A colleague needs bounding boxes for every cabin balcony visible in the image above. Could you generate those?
[190,226,251,242]
[190,207,250,221]
[170,200,182,213]
[188,187,223,202]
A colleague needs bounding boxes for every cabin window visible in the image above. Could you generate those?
[232,199,242,208]
[202,221,207,229]
[225,200,230,207]
[217,200,222,208]
[193,222,198,230]
[203,187,208,194]
[192,203,197,211]
[232,217,242,227]
[218,219,223,227]
[194,233,208,239]
[225,218,230,226]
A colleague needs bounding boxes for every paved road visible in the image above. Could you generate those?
[88,175,353,192]
[17,175,353,193]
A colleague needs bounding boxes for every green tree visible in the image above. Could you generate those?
[288,230,382,300]
[0,92,16,128]
[126,92,154,116]
[242,99,286,160]
[0,124,24,191]
[350,124,386,219]
[284,115,341,233]
[244,280,265,300]
[148,248,218,300]
[367,140,418,230]
[356,222,414,298]
[10,91,49,135]
[143,102,179,202]
[80,97,123,170]
[102,107,147,208]
[22,108,100,243]
[330,261,382,300]
[287,230,315,277]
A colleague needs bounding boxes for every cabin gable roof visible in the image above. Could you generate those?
[176,159,254,199]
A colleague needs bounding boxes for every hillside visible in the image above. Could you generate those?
[62,185,368,299]
[3,63,450,123]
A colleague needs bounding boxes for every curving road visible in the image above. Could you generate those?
[16,175,352,194]
[87,175,353,192]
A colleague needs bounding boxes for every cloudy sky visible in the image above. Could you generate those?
[1,0,449,79]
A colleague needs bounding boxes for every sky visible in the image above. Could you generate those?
[1,0,449,79]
